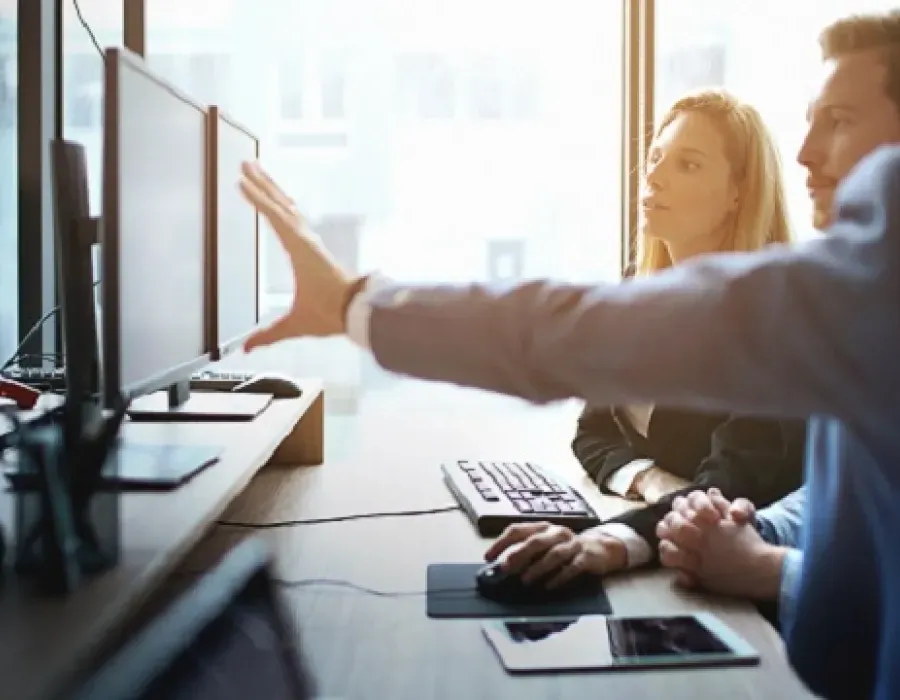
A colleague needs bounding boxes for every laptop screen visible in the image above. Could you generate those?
[139,585,307,699]
[69,539,315,700]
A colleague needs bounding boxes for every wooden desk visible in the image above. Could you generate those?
[0,379,323,700]
[182,386,816,700]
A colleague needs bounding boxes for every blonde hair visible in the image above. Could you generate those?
[820,10,900,115]
[635,88,793,276]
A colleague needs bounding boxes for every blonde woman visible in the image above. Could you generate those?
[484,89,805,586]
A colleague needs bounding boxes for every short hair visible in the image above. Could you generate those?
[636,88,792,276]
[820,11,900,115]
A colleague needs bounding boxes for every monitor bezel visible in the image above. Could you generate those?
[101,46,213,408]
[206,104,261,361]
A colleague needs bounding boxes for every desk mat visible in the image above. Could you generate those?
[426,563,612,619]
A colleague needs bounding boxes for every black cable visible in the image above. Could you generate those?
[216,504,462,529]
[171,569,472,598]
[271,577,472,598]
[72,0,105,60]
[1,308,60,372]
[1,280,101,372]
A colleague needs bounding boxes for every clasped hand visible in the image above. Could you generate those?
[655,488,786,600]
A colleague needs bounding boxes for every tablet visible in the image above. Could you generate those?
[482,612,760,673]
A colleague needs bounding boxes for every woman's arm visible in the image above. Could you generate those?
[571,405,647,495]
[603,415,806,562]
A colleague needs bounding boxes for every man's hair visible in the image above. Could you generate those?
[820,11,900,115]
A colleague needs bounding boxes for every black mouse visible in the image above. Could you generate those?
[475,561,600,605]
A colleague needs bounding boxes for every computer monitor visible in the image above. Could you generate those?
[51,139,101,410]
[101,48,269,422]
[47,135,221,490]
[208,106,260,360]
[68,538,317,700]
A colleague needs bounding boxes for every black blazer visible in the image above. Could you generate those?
[572,405,806,561]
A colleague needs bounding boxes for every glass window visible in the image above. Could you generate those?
[0,6,16,363]
[62,0,123,217]
[147,0,624,404]
[278,56,304,120]
[656,0,900,241]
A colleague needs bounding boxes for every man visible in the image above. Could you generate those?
[655,9,900,642]
[237,12,900,700]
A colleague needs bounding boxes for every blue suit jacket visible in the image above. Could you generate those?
[363,145,900,700]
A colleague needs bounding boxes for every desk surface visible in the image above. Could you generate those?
[185,386,816,700]
[0,381,322,700]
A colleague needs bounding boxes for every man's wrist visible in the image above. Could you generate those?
[581,531,628,573]
[753,543,789,601]
[339,275,369,333]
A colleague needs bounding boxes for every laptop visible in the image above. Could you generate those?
[68,538,317,700]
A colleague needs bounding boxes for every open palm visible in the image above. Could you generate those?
[238,161,353,349]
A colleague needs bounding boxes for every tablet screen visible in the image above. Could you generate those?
[486,613,758,673]
[606,615,730,659]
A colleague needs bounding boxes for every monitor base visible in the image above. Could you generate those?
[127,391,273,422]
[4,440,223,492]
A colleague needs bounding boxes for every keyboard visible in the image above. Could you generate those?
[189,370,258,392]
[441,459,600,537]
[1,366,67,392]
[0,367,261,394]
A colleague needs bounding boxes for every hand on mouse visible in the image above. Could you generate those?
[483,522,628,590]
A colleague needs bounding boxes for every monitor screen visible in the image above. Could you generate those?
[102,49,210,404]
[213,109,259,355]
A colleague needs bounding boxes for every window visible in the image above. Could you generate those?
[278,56,304,120]
[396,53,458,120]
[62,0,123,217]
[0,8,16,363]
[320,51,347,120]
[147,0,624,405]
[66,53,102,129]
[275,50,350,147]
[655,0,900,241]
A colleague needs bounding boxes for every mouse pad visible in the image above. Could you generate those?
[426,563,612,619]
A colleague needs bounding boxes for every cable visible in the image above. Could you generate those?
[272,577,472,598]
[1,280,102,372]
[1,307,60,372]
[171,569,472,598]
[216,504,462,529]
[72,0,104,60]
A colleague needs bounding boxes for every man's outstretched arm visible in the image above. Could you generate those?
[353,146,900,428]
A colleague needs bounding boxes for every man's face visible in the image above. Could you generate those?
[798,48,900,229]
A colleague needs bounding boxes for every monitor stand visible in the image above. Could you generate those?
[102,438,223,491]
[127,381,273,422]
[3,428,223,493]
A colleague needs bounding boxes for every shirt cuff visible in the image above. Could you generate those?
[345,273,392,350]
[593,522,654,569]
[605,458,655,499]
[778,547,803,630]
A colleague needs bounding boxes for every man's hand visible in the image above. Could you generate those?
[238,161,355,349]
[656,489,786,601]
[483,522,628,589]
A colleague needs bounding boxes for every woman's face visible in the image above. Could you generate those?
[641,111,739,253]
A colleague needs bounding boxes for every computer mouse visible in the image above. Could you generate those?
[231,372,303,399]
[475,561,600,605]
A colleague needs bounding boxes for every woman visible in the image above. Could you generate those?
[482,88,806,588]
